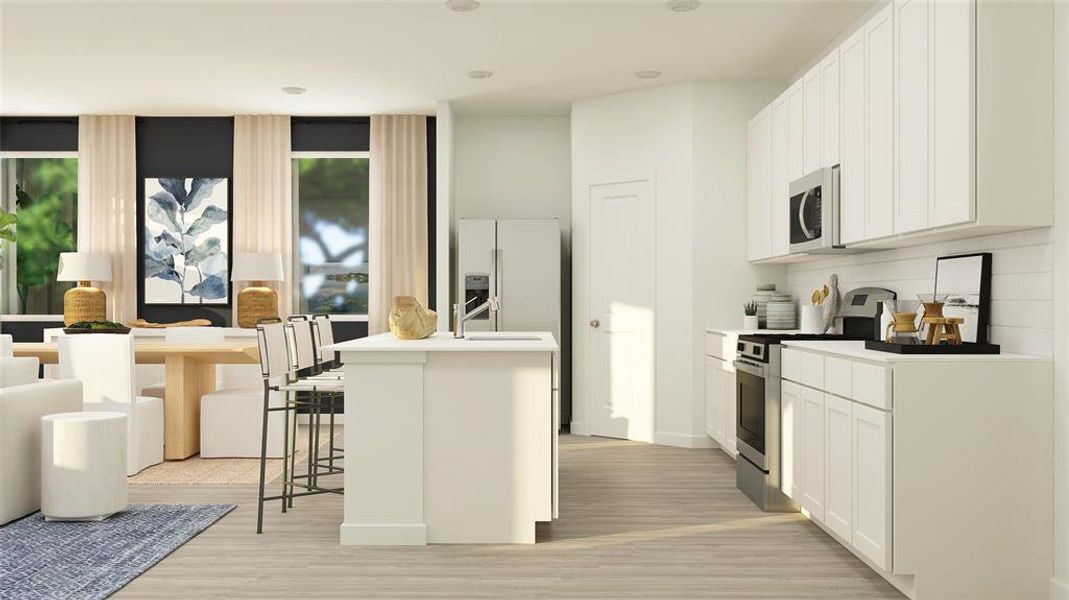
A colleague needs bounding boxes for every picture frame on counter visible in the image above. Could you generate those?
[934,252,992,344]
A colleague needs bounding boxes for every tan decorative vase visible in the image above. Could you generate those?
[63,281,107,326]
[388,296,438,340]
[237,281,279,328]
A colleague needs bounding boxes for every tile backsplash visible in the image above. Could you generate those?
[785,228,1053,356]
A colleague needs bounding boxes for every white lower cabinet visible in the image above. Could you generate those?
[852,401,892,570]
[800,386,825,520]
[704,353,737,457]
[780,380,801,500]
[823,394,853,540]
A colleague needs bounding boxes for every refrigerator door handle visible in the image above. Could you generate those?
[493,247,502,331]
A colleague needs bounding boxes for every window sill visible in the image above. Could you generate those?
[0,314,64,322]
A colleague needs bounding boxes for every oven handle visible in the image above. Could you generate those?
[733,359,766,378]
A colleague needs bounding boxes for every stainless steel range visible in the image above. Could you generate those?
[734,287,894,512]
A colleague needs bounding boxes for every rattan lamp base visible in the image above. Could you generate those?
[63,282,107,326]
[237,283,279,328]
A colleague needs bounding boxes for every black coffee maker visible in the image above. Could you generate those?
[839,287,897,340]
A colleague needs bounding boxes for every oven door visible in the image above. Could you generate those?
[734,359,767,469]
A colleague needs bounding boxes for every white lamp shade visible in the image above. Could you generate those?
[231,253,284,282]
[57,252,113,282]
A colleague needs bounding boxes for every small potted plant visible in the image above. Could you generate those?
[743,301,759,330]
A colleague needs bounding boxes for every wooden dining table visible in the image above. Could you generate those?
[13,341,261,460]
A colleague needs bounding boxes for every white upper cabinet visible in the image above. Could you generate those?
[803,68,822,175]
[894,0,930,234]
[770,94,790,258]
[820,50,841,168]
[786,81,806,184]
[747,108,773,261]
[864,4,894,241]
[929,0,973,228]
[839,28,866,246]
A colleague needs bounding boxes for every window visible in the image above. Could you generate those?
[0,155,79,315]
[292,153,369,316]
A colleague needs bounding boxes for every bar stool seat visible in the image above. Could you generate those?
[41,411,128,521]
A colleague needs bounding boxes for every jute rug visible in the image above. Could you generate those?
[128,428,342,486]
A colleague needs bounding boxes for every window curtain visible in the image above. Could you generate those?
[368,115,428,335]
[78,115,137,323]
[232,115,293,321]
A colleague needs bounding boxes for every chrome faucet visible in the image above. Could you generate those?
[453,296,500,338]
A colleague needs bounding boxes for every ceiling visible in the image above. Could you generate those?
[0,0,876,116]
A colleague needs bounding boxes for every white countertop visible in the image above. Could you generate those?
[781,340,1048,364]
[706,327,801,336]
[326,331,559,353]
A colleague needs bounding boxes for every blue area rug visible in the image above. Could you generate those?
[0,504,235,600]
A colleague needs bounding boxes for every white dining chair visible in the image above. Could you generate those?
[58,335,163,475]
[0,334,12,357]
[141,327,226,400]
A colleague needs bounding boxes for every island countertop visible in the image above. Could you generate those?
[325,331,559,353]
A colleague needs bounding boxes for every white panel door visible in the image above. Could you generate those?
[930,0,974,228]
[824,394,854,540]
[853,402,892,570]
[456,218,498,332]
[840,28,866,245]
[787,81,806,183]
[803,67,823,174]
[588,180,656,442]
[801,385,825,520]
[865,4,895,241]
[747,109,773,261]
[722,363,736,456]
[705,356,724,445]
[821,49,841,168]
[894,0,930,234]
[781,380,801,500]
[770,94,790,257]
[496,219,561,336]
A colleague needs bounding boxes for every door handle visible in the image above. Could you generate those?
[589,319,600,328]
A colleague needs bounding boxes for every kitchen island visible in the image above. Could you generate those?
[326,331,559,545]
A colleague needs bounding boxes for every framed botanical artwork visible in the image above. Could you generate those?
[143,177,230,305]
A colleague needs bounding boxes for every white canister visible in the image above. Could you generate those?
[742,315,759,330]
[800,304,823,334]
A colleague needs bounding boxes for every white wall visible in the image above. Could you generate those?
[1052,3,1069,597]
[572,81,786,447]
[785,228,1054,356]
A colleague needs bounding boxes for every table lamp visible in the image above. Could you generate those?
[232,252,284,328]
[57,252,113,326]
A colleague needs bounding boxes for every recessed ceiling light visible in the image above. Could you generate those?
[634,70,662,80]
[468,70,494,80]
[446,0,481,12]
[665,0,700,12]
[281,86,307,95]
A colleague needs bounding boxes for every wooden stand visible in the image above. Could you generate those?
[923,317,964,346]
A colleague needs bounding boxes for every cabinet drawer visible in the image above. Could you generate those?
[782,348,801,382]
[824,357,853,398]
[852,361,891,410]
[799,352,825,389]
[705,333,727,360]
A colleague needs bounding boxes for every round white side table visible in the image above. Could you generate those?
[41,411,128,521]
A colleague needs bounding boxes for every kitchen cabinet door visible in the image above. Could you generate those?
[839,28,866,245]
[747,109,773,261]
[770,94,790,258]
[722,363,737,457]
[824,394,853,540]
[865,4,895,241]
[853,402,892,570]
[705,356,725,446]
[894,0,930,234]
[787,80,806,184]
[803,66,823,175]
[929,0,973,228]
[780,380,802,500]
[800,385,825,520]
[820,49,841,168]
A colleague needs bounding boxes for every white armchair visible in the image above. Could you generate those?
[0,356,83,525]
[58,335,164,475]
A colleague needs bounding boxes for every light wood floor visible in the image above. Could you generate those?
[120,434,904,599]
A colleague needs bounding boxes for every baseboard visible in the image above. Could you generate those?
[654,431,717,449]
[1052,577,1069,600]
[339,523,427,546]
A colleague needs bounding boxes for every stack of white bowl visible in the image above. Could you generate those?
[752,284,793,328]
[765,301,797,330]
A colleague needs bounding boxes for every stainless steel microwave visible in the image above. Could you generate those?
[789,166,842,254]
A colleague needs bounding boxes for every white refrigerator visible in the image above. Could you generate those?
[456,218,561,340]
